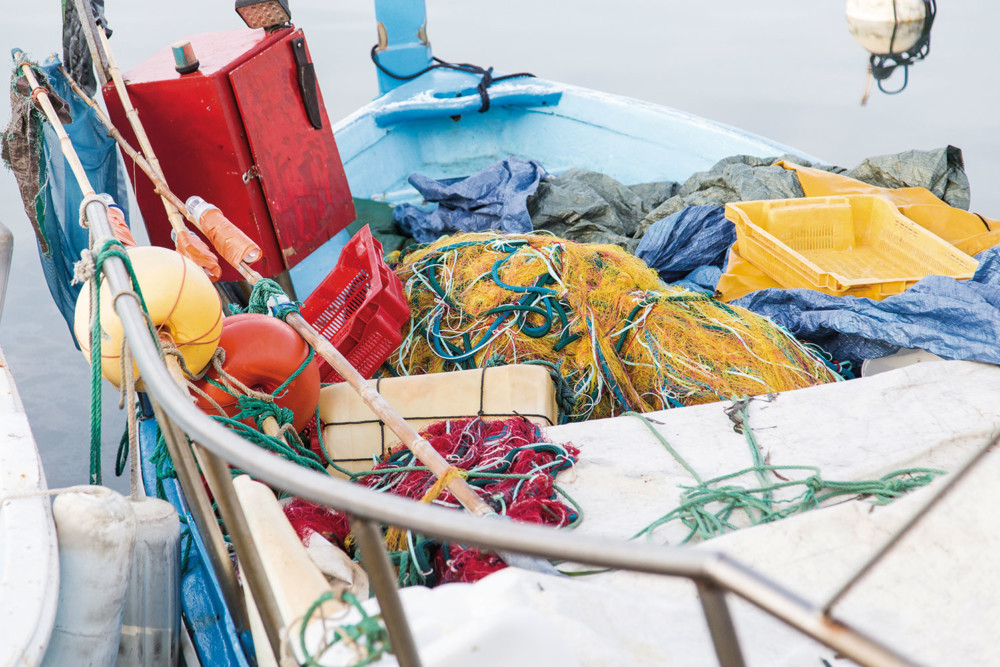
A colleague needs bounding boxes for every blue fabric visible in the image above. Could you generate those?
[635,205,734,282]
[38,56,130,339]
[733,245,1000,366]
[393,157,546,243]
[673,266,723,294]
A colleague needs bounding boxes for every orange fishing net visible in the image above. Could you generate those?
[389,233,839,421]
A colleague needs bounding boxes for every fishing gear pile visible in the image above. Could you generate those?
[388,232,841,421]
[286,416,579,586]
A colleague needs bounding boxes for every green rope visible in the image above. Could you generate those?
[229,278,301,321]
[622,411,703,483]
[625,406,945,544]
[149,424,177,501]
[115,425,130,477]
[299,591,390,667]
[88,238,152,485]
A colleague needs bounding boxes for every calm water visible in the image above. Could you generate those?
[2,1,998,491]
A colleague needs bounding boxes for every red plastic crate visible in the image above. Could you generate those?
[300,226,410,383]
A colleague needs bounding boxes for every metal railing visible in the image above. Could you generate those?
[84,200,923,667]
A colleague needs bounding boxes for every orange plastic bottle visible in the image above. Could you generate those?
[185,196,262,268]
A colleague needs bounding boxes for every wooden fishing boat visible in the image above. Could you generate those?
[3,1,995,665]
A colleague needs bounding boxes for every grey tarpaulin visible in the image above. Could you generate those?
[733,245,1000,367]
[527,168,677,249]
[634,205,732,282]
[393,157,546,243]
[635,147,971,236]
[826,145,970,209]
[636,155,807,236]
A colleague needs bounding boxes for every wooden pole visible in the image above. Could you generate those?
[16,57,95,198]
[60,67,201,228]
[96,29,190,240]
[61,67,499,520]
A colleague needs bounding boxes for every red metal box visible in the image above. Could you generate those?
[102,27,355,281]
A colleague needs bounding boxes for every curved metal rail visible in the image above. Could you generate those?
[85,199,917,667]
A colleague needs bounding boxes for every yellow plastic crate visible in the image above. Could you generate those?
[725,195,978,299]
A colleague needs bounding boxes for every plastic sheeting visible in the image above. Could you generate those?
[637,155,805,236]
[37,57,130,337]
[634,205,732,282]
[393,157,546,243]
[527,169,677,249]
[636,147,971,236]
[733,245,1000,367]
[834,145,970,209]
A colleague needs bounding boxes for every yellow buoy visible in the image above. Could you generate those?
[74,245,223,387]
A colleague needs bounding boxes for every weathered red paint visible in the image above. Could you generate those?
[102,27,355,282]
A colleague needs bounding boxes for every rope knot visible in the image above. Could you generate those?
[72,248,96,285]
[804,475,824,491]
[230,278,300,319]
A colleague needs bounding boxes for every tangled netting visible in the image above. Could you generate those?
[285,417,579,586]
[387,233,841,421]
[2,63,70,254]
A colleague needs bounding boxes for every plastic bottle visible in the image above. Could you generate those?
[100,193,137,247]
[118,497,182,666]
[185,196,262,267]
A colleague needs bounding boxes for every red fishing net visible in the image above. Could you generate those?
[285,416,578,585]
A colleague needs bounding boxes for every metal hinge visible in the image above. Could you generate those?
[242,165,260,184]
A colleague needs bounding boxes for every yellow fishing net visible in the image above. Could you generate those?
[388,233,840,421]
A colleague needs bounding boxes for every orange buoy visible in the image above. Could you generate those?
[193,313,320,432]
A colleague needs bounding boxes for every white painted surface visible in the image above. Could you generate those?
[353,360,999,665]
[0,345,59,666]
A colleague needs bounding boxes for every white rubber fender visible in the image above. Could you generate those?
[42,487,137,667]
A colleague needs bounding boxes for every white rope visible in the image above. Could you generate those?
[0,484,110,506]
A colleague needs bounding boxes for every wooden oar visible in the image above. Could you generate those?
[62,68,503,522]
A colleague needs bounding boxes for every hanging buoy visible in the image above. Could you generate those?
[193,313,321,432]
[42,488,136,667]
[846,0,928,54]
[846,0,935,97]
[73,245,224,387]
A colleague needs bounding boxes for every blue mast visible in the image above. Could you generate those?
[373,0,433,94]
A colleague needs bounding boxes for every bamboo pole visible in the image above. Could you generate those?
[69,0,110,86]
[14,50,261,636]
[96,29,190,241]
[16,56,94,198]
[60,67,255,261]
[62,68,499,520]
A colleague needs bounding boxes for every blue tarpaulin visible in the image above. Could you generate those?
[39,57,130,338]
[393,157,546,243]
[634,205,732,282]
[733,245,1000,366]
